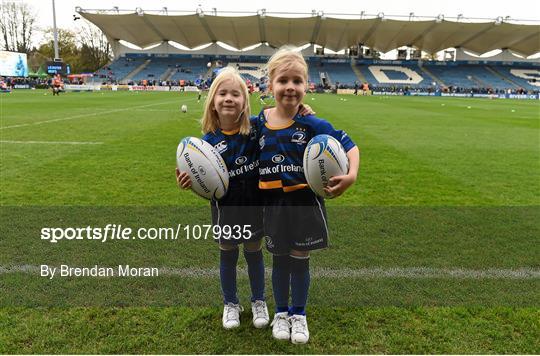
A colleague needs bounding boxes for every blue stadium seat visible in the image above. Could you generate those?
[96,55,540,93]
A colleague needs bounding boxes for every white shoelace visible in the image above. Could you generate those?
[225,303,243,322]
[252,301,268,319]
[289,315,308,335]
[271,314,290,333]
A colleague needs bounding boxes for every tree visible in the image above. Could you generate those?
[76,22,112,72]
[35,23,112,73]
[37,28,81,71]
[0,1,36,53]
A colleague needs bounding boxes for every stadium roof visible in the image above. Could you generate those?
[78,10,540,56]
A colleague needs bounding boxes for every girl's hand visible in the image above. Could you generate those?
[323,146,360,198]
[323,173,356,198]
[299,103,316,116]
[175,168,192,189]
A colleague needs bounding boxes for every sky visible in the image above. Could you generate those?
[22,0,540,57]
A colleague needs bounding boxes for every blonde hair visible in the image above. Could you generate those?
[201,67,251,135]
[266,46,309,84]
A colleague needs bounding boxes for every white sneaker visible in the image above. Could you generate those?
[222,303,243,329]
[290,314,309,344]
[251,300,270,328]
[270,312,290,340]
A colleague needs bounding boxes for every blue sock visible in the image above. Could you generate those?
[272,254,291,313]
[244,249,265,302]
[220,248,239,304]
[290,256,310,316]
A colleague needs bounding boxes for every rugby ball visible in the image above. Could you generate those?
[303,134,348,198]
[176,137,229,200]
[181,104,188,113]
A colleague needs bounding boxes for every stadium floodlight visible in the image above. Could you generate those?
[52,0,59,60]
[136,7,143,16]
[436,14,444,23]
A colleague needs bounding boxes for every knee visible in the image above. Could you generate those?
[219,243,238,251]
[244,240,263,253]
[290,250,309,258]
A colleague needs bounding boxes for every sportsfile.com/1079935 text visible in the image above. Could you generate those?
[40,224,253,243]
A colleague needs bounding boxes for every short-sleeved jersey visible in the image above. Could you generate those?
[257,110,355,192]
[202,116,260,184]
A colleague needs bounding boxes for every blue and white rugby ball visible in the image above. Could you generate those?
[176,137,229,200]
[303,134,349,198]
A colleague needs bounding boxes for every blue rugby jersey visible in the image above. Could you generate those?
[202,116,260,182]
[256,110,355,192]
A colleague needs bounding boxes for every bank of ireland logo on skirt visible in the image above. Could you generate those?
[265,235,274,249]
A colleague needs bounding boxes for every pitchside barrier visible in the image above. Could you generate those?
[46,85,540,99]
[372,91,540,99]
[63,84,201,92]
[64,84,101,91]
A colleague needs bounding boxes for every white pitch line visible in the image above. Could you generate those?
[0,265,538,279]
[0,140,104,145]
[0,97,197,130]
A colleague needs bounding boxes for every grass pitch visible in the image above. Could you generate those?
[0,90,539,353]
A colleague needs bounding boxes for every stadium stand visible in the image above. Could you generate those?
[167,58,210,83]
[319,62,359,87]
[307,60,325,86]
[80,10,538,95]
[130,58,170,82]
[491,66,540,91]
[426,65,478,89]
[94,57,147,83]
[96,55,540,94]
[360,64,427,87]
[227,62,266,83]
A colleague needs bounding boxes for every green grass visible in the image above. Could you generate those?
[1,90,538,206]
[1,307,538,354]
[0,90,539,353]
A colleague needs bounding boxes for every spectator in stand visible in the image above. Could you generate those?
[0,77,10,92]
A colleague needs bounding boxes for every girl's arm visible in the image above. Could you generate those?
[323,146,359,198]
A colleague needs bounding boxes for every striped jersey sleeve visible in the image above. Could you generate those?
[257,111,356,192]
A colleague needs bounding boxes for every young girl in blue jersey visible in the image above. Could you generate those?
[258,48,360,344]
[176,67,314,330]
